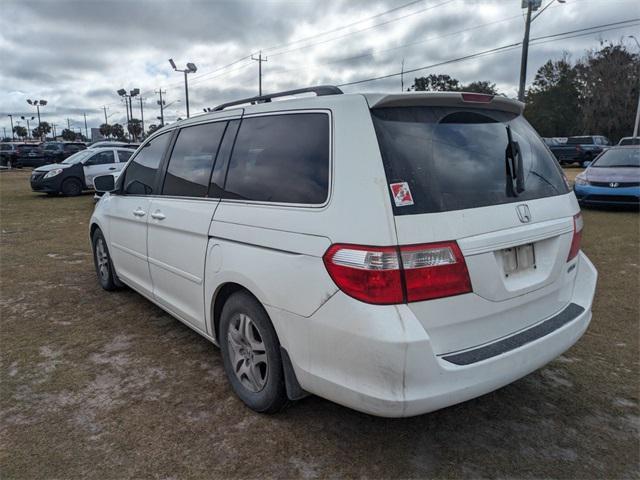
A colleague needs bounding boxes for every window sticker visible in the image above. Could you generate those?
[390,182,414,207]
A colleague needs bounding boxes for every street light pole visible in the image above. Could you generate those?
[156,89,166,127]
[8,115,14,141]
[169,59,197,118]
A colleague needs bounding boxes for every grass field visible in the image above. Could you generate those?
[1,168,638,479]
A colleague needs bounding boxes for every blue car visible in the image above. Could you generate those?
[574,145,640,207]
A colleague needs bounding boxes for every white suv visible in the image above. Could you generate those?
[90,87,597,417]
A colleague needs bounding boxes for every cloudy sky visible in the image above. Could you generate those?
[0,0,638,137]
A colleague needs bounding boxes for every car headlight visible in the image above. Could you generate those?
[43,168,63,179]
[574,175,588,186]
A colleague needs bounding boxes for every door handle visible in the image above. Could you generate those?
[109,167,116,170]
[133,208,146,217]
[151,211,166,220]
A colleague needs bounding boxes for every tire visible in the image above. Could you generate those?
[219,292,288,413]
[61,177,82,196]
[92,229,121,291]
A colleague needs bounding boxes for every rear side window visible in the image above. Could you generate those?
[224,113,329,204]
[117,150,133,163]
[162,121,226,197]
[123,133,171,195]
[371,107,568,215]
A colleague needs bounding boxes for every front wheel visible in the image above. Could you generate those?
[92,229,120,291]
[61,177,82,196]
[219,292,288,413]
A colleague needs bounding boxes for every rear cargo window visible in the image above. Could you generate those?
[371,107,568,215]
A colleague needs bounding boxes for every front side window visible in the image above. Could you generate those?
[86,151,115,166]
[122,133,171,195]
[162,122,226,197]
[117,150,133,163]
[372,107,568,215]
[224,113,330,204]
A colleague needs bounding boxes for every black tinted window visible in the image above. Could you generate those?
[123,133,171,195]
[372,107,568,215]
[163,122,226,197]
[224,113,329,204]
[117,150,132,162]
[87,151,115,165]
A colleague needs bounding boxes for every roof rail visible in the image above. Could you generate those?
[211,85,343,111]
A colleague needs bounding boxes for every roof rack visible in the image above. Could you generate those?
[211,85,343,111]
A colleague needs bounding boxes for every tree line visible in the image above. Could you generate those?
[409,41,639,142]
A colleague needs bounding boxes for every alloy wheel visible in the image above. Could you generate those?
[227,313,268,392]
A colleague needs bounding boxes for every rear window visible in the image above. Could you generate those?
[567,137,593,144]
[223,113,330,204]
[371,107,568,215]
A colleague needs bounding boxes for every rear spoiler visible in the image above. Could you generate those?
[364,92,524,115]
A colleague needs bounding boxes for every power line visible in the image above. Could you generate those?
[267,0,456,58]
[261,0,426,53]
[337,19,640,87]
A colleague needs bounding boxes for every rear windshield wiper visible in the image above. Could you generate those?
[505,125,525,196]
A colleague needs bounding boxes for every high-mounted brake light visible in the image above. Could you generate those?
[323,241,472,305]
[567,212,583,262]
[461,93,494,103]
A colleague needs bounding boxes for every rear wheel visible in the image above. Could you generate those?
[61,177,82,196]
[219,292,288,413]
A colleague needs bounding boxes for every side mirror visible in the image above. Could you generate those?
[583,161,592,168]
[94,174,116,193]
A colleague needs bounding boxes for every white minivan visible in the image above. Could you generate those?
[90,87,597,417]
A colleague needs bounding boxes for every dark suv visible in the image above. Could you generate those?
[1,143,46,168]
[42,142,87,163]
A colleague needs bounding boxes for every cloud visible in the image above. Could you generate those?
[0,0,637,132]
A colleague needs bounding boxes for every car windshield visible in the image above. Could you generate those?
[371,106,568,215]
[62,150,93,164]
[592,148,640,168]
[44,144,59,150]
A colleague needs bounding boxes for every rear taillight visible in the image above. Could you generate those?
[323,241,471,305]
[461,93,494,103]
[567,212,583,262]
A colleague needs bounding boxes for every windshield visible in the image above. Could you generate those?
[592,148,640,168]
[371,107,568,215]
[62,150,93,164]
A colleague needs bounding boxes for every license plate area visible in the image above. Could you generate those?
[501,243,536,276]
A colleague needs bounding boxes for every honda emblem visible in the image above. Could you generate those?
[609,182,619,188]
[516,204,532,223]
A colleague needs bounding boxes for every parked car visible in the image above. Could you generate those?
[41,142,87,163]
[549,135,611,167]
[0,143,20,168]
[89,141,140,149]
[1,143,45,167]
[618,136,640,146]
[89,88,597,417]
[574,145,640,206]
[30,147,133,195]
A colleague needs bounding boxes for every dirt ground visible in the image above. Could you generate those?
[1,168,638,479]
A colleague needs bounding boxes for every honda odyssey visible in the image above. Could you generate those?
[90,87,597,417]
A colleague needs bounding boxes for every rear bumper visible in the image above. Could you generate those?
[574,185,640,205]
[272,251,597,417]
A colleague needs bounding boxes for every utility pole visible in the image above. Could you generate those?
[102,106,108,125]
[251,51,268,96]
[3,127,6,140]
[67,118,71,131]
[401,58,405,92]
[155,89,166,127]
[518,1,534,102]
[138,97,145,137]
[83,113,88,140]
[52,123,57,138]
[8,115,14,141]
